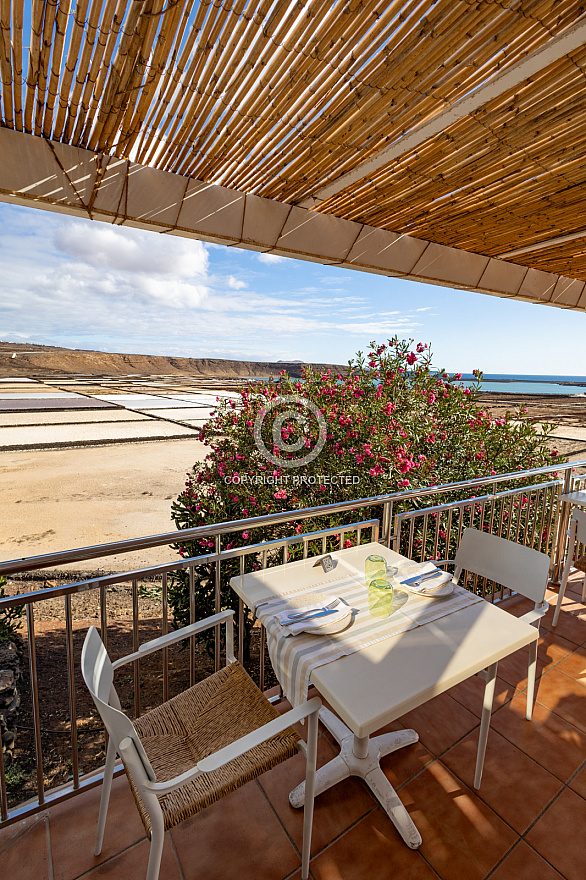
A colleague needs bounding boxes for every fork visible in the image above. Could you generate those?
[403,570,442,587]
[286,599,339,620]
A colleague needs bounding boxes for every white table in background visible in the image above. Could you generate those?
[230,542,538,849]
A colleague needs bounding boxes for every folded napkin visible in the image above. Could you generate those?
[273,597,347,637]
[399,563,453,594]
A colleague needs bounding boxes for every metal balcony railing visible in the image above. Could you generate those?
[0,459,585,827]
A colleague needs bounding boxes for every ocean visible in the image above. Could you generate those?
[271,373,586,395]
[458,374,586,396]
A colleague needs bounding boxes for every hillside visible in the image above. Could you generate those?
[0,341,344,379]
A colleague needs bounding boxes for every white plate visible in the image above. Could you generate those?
[399,578,454,598]
[284,592,353,634]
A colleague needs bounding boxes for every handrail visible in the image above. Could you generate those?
[1,460,583,576]
[0,518,379,609]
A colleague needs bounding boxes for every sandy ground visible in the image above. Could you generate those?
[0,439,207,572]
[478,392,586,461]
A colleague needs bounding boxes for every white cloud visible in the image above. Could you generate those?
[416,307,432,312]
[0,203,424,363]
[335,319,418,335]
[258,253,285,264]
[226,275,248,290]
[55,222,209,277]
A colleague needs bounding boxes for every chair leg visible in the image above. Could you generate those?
[553,527,575,627]
[526,636,538,721]
[301,707,319,880]
[95,737,117,855]
[146,813,165,880]
[474,661,497,789]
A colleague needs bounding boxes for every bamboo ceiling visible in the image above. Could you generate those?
[2,1,586,281]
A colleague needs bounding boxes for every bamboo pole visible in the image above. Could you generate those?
[0,0,13,127]
[88,0,149,149]
[116,0,190,157]
[12,0,24,128]
[156,0,269,170]
[174,0,345,175]
[63,0,112,140]
[24,0,45,132]
[135,0,214,164]
[34,0,59,135]
[97,0,167,151]
[52,0,91,140]
[75,0,128,144]
[43,0,73,137]
[133,0,200,162]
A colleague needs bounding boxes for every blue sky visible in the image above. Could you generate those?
[1,200,585,376]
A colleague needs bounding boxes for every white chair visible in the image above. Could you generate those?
[553,506,586,627]
[454,529,550,734]
[81,611,321,880]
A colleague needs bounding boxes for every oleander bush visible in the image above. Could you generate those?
[170,338,561,652]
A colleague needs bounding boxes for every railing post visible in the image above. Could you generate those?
[551,466,574,584]
[382,502,392,547]
[391,511,401,553]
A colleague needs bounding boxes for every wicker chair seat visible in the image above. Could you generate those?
[126,662,300,838]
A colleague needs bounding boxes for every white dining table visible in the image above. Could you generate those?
[230,542,539,849]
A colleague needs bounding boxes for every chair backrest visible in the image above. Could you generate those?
[454,528,550,604]
[571,507,586,545]
[81,627,155,781]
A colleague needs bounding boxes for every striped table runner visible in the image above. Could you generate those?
[256,576,484,707]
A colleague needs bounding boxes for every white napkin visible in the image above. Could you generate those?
[398,562,453,594]
[273,597,346,637]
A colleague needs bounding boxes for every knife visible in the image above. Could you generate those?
[401,569,442,586]
[280,608,338,625]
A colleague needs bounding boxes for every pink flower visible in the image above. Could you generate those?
[398,479,410,488]
[406,352,417,365]
[274,488,287,500]
[242,531,249,539]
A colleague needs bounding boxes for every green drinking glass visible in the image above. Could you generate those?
[368,579,394,618]
[365,554,386,586]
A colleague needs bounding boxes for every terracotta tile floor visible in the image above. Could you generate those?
[2,583,586,880]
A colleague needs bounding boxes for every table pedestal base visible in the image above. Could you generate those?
[289,707,422,849]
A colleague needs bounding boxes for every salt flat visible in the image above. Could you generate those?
[0,420,197,449]
[0,372,237,572]
[0,410,151,426]
[139,407,215,420]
